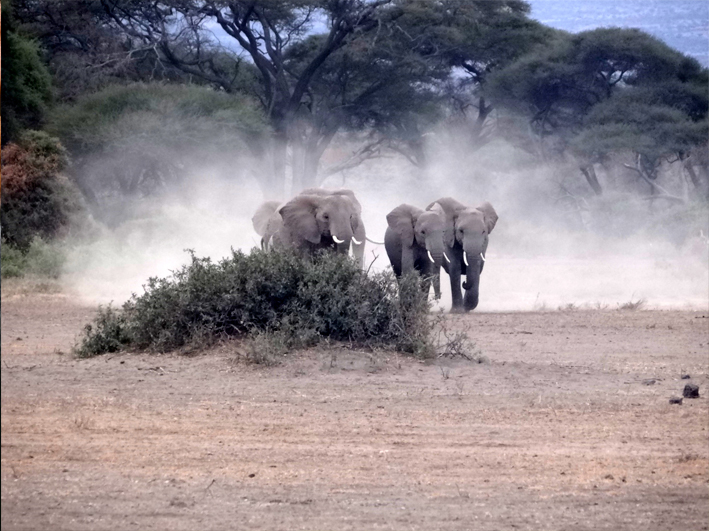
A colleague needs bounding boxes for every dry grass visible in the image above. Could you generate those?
[618,298,647,311]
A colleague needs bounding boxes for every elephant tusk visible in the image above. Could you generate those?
[352,237,363,245]
[332,235,345,244]
[463,252,469,266]
[480,252,486,262]
[427,250,435,264]
[443,252,450,263]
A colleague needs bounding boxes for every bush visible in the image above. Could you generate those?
[75,305,132,358]
[1,236,66,279]
[1,240,26,278]
[1,131,83,250]
[75,250,435,359]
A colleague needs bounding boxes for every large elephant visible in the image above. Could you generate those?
[299,188,366,266]
[384,203,447,299]
[252,189,366,265]
[427,197,498,312]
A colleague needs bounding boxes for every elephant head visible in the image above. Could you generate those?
[386,203,446,271]
[278,192,357,254]
[299,188,366,265]
[428,198,498,312]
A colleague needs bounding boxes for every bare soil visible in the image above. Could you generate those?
[2,292,708,531]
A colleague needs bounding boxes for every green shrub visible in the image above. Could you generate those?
[1,240,27,278]
[1,236,66,279]
[75,250,435,359]
[75,305,132,358]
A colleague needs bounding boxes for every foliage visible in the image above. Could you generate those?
[0,240,27,278]
[1,236,66,279]
[75,250,435,359]
[47,83,268,214]
[1,1,53,145]
[10,0,196,101]
[0,131,83,250]
[75,305,133,358]
[487,26,709,197]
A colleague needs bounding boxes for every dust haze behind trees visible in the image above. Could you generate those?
[3,0,708,310]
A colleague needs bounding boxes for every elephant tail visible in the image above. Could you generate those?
[366,236,385,245]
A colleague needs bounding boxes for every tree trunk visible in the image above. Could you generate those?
[266,129,288,200]
[301,149,320,190]
[684,160,708,198]
[580,164,603,196]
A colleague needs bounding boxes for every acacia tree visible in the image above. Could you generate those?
[486,27,709,198]
[1,1,53,145]
[95,0,396,196]
[401,0,553,148]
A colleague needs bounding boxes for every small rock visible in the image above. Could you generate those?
[642,379,656,385]
[248,473,256,478]
[681,374,690,379]
[669,396,683,405]
[683,383,700,398]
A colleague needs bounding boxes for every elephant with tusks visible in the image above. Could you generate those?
[384,202,447,300]
[251,188,367,267]
[427,197,498,312]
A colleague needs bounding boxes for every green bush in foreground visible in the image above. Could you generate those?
[75,250,434,359]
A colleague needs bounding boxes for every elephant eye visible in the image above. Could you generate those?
[323,213,329,219]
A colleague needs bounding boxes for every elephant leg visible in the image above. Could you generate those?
[401,245,415,275]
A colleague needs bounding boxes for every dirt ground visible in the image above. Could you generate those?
[1,290,708,531]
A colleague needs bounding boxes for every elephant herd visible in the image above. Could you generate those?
[252,188,498,313]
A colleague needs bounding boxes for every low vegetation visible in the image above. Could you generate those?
[1,236,65,278]
[75,250,435,360]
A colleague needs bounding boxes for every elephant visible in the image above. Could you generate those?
[427,197,498,312]
[299,188,367,266]
[384,203,447,299]
[252,189,366,265]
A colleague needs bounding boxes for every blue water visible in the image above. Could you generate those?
[529,0,709,66]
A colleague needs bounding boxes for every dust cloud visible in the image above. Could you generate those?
[62,135,709,312]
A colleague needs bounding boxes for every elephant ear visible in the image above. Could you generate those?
[252,201,281,237]
[386,204,421,248]
[476,202,498,234]
[279,195,321,244]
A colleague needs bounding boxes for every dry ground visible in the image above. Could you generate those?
[1,289,708,531]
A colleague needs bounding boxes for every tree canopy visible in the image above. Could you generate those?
[1,2,54,145]
[486,27,709,197]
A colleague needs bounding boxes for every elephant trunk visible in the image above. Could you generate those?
[425,234,445,267]
[462,257,482,311]
[331,222,354,254]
